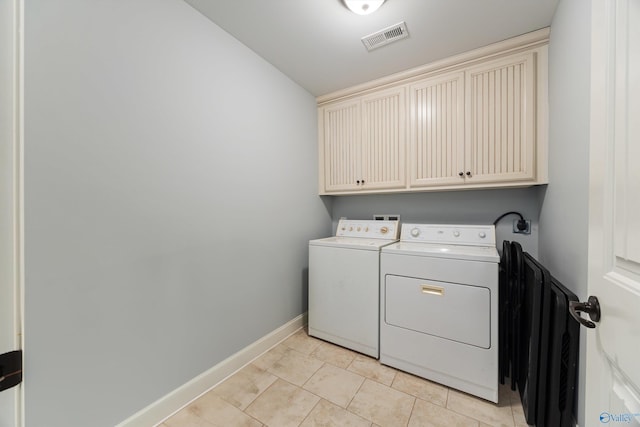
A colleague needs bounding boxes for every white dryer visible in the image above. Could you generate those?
[309,219,399,358]
[380,223,500,402]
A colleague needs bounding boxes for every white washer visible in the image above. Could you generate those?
[380,223,500,402]
[309,219,399,358]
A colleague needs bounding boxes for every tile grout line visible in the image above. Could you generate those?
[406,395,418,427]
[199,330,517,427]
[297,397,323,427]
[344,374,367,413]
[242,377,281,426]
[444,390,500,426]
[305,334,459,426]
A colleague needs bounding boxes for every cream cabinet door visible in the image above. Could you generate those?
[464,52,537,184]
[320,88,405,193]
[409,72,465,187]
[320,98,362,192]
[361,87,406,191]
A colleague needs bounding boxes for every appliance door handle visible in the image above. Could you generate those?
[421,284,444,296]
[569,296,601,329]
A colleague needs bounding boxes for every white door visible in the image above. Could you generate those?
[0,0,22,425]
[585,1,640,426]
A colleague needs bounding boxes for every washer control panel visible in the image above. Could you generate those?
[400,223,496,246]
[336,219,400,240]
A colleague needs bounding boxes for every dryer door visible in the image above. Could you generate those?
[385,275,491,349]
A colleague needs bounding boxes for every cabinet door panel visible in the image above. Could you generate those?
[322,100,362,192]
[465,53,536,183]
[409,72,465,187]
[362,88,406,190]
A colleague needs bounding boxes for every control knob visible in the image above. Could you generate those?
[453,231,460,237]
[479,232,486,239]
[410,227,421,237]
[380,226,389,234]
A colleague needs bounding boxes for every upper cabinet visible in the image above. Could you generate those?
[320,98,361,192]
[320,87,406,192]
[463,52,536,185]
[409,71,465,187]
[318,29,549,195]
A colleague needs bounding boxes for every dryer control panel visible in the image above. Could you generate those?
[400,224,496,246]
[336,219,399,240]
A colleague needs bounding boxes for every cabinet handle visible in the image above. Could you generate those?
[466,171,472,177]
[458,172,464,177]
[356,180,360,184]
[361,180,365,185]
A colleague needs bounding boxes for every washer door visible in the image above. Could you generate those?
[384,275,491,348]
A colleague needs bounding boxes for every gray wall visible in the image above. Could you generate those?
[539,0,591,425]
[332,187,542,256]
[23,1,330,426]
[540,0,590,299]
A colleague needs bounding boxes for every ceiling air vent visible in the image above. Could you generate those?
[361,21,409,51]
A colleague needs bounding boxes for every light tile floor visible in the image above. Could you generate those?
[160,328,530,427]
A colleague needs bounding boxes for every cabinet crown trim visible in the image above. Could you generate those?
[317,27,549,105]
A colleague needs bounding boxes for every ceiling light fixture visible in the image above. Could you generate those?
[343,0,386,15]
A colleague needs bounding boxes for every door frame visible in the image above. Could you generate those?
[1,0,24,425]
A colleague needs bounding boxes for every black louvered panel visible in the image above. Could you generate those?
[499,240,511,385]
[510,242,525,392]
[540,277,580,427]
[559,333,571,411]
[499,243,580,427]
[518,253,551,426]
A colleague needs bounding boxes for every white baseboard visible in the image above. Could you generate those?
[116,313,307,427]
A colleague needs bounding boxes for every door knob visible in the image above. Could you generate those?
[569,296,601,329]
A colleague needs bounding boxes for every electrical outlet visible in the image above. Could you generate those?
[513,219,531,235]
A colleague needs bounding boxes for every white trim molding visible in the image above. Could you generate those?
[116,313,307,427]
[1,0,24,425]
[317,27,550,105]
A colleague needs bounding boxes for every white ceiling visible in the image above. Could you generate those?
[184,0,559,97]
